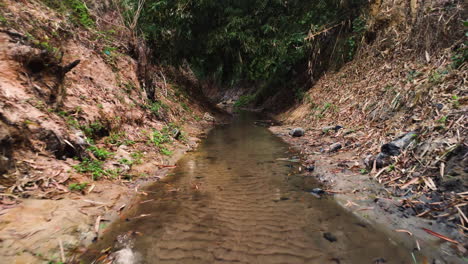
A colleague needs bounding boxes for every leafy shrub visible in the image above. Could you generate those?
[150,130,171,146]
[87,145,113,160]
[41,0,95,28]
[160,147,172,156]
[69,182,88,191]
[73,159,107,180]
[123,0,366,86]
[234,94,255,108]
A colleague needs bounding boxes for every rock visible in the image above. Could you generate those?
[381,132,417,156]
[365,132,417,169]
[305,165,315,172]
[323,232,337,242]
[289,128,305,137]
[79,231,96,247]
[434,103,444,110]
[311,188,325,194]
[0,155,10,175]
[203,112,215,122]
[329,142,342,152]
[172,128,181,140]
[364,153,390,169]
[322,125,343,133]
[112,247,140,264]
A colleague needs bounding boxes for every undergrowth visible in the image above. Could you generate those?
[41,0,95,28]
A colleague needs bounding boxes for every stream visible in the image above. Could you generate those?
[82,112,415,264]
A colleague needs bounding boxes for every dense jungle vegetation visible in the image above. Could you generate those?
[122,0,366,88]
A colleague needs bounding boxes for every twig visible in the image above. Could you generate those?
[374,166,388,179]
[58,238,66,263]
[95,215,102,234]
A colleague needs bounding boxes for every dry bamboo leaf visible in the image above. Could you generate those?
[423,177,437,191]
[421,228,459,244]
[395,229,413,236]
[401,177,420,189]
[440,162,445,178]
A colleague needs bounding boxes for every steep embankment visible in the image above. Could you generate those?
[273,0,467,261]
[0,1,223,263]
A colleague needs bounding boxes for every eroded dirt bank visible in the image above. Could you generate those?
[270,126,465,263]
[264,0,467,262]
[0,0,226,262]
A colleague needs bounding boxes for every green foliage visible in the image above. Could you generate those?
[452,95,460,109]
[73,158,121,180]
[87,145,113,160]
[406,70,422,82]
[234,94,256,108]
[0,14,7,25]
[150,130,171,146]
[130,151,144,164]
[81,121,105,138]
[73,159,107,180]
[360,168,368,174]
[451,45,467,69]
[124,0,366,85]
[122,81,137,94]
[41,0,95,28]
[69,182,88,191]
[105,132,135,146]
[429,69,448,83]
[119,152,143,166]
[160,147,172,156]
[437,116,447,123]
[181,102,190,112]
[146,124,184,155]
[144,101,168,119]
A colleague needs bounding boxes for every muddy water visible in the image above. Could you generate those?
[83,113,415,264]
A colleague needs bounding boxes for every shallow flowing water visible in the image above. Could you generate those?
[83,113,414,264]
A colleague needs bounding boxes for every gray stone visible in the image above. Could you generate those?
[329,142,342,152]
[381,132,417,156]
[322,125,343,133]
[311,188,324,194]
[323,232,337,242]
[289,128,305,137]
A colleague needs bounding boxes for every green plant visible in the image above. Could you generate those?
[69,182,88,191]
[437,116,447,123]
[121,81,136,94]
[73,159,106,180]
[429,69,448,83]
[452,95,460,109]
[181,102,190,112]
[386,164,395,172]
[87,145,113,160]
[81,121,105,138]
[41,0,94,28]
[360,168,368,174]
[0,14,7,25]
[406,70,422,82]
[160,147,172,156]
[150,130,171,146]
[145,101,168,118]
[130,151,144,164]
[234,94,255,108]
